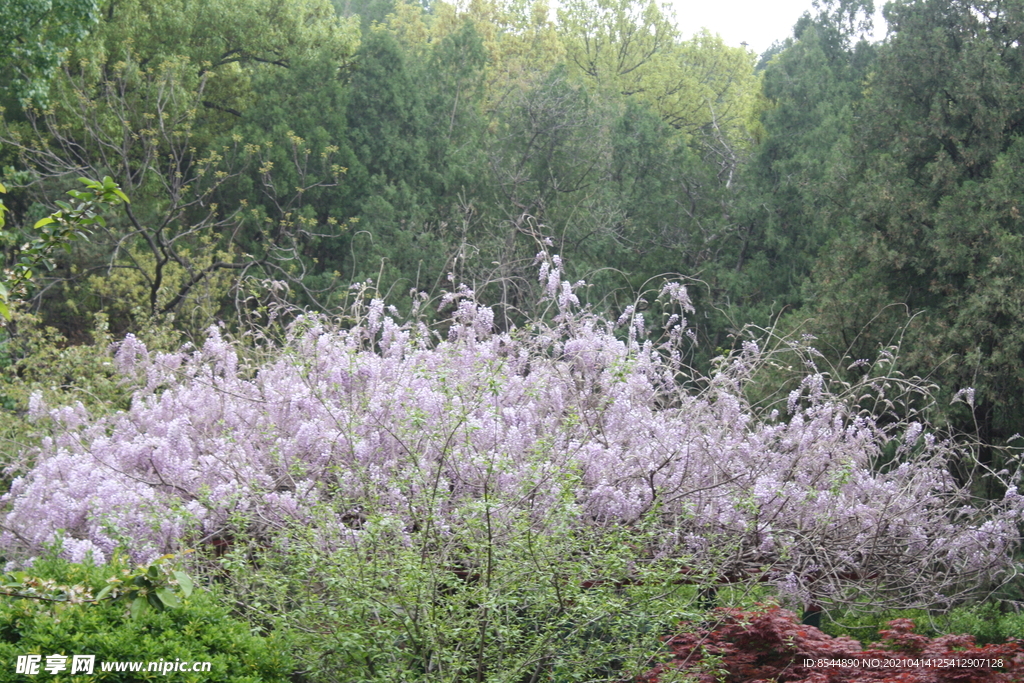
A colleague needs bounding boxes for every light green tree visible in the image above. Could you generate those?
[0,0,100,103]
[0,177,127,320]
[384,0,566,122]
[557,0,764,158]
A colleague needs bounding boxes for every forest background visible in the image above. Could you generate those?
[3,0,1024,680]
[6,0,1024,458]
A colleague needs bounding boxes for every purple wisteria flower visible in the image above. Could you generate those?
[2,255,1020,611]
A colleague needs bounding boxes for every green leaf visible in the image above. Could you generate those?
[0,301,10,321]
[130,595,149,619]
[0,182,6,193]
[34,216,55,229]
[173,570,194,598]
[112,189,130,204]
[156,587,180,609]
[95,584,114,601]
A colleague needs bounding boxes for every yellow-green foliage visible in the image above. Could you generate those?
[80,0,360,90]
[384,0,566,114]
[557,0,764,151]
[83,241,238,336]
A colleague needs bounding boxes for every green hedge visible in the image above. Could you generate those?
[0,555,293,682]
[823,601,1024,646]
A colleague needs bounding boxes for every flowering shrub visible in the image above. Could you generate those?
[639,605,1024,682]
[1,254,1021,618]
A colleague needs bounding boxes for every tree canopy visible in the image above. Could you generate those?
[1,0,100,103]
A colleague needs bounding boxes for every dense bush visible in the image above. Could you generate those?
[641,604,1024,682]
[216,515,717,681]
[5,257,1020,597]
[0,553,293,683]
[1,256,1022,680]
[823,601,1024,647]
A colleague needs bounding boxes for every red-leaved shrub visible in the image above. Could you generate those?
[639,605,1024,682]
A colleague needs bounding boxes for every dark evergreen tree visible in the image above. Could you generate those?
[729,1,878,343]
[420,21,488,199]
[810,0,1024,469]
[342,29,448,287]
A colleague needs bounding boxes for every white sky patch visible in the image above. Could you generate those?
[668,0,888,56]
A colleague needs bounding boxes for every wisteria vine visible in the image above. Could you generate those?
[3,255,1021,611]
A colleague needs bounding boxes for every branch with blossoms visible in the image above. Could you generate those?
[1,254,1021,624]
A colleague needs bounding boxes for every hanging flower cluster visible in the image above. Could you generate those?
[3,256,1021,611]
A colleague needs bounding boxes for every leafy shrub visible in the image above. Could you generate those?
[1,256,1022,680]
[0,553,293,682]
[824,601,1024,647]
[941,602,1024,646]
[4,258,1019,598]
[214,489,723,681]
[642,604,1024,682]
[822,606,932,645]
[0,312,128,411]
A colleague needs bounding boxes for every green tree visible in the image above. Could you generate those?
[334,0,396,32]
[341,29,448,288]
[557,0,763,156]
[384,0,566,115]
[729,3,878,340]
[0,0,358,336]
[0,0,100,104]
[809,0,1024,469]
